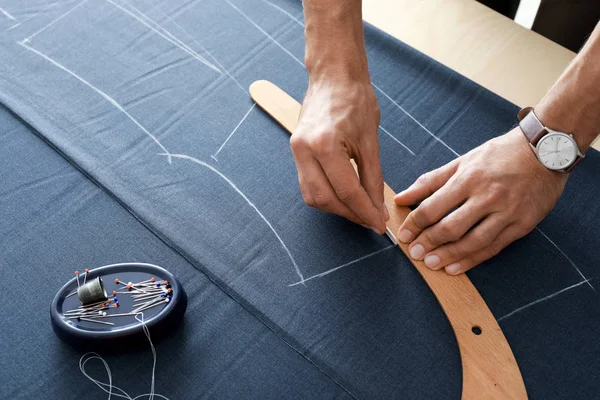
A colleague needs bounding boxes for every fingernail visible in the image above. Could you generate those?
[371,227,383,235]
[383,204,390,221]
[361,224,369,229]
[445,262,461,274]
[424,254,440,269]
[398,229,413,243]
[409,244,425,260]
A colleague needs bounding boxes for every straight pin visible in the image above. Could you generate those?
[134,298,169,313]
[79,317,115,326]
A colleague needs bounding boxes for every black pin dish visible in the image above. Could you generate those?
[51,263,187,352]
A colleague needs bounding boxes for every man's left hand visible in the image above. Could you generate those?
[394,127,568,274]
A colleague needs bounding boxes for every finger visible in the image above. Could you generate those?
[356,137,388,221]
[394,159,459,206]
[408,199,489,261]
[293,151,364,226]
[397,181,466,244]
[443,224,524,275]
[421,214,509,269]
[318,152,386,234]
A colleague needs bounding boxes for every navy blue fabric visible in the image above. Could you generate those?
[0,0,598,398]
[0,104,349,399]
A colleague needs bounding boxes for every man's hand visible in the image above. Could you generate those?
[291,78,388,234]
[394,128,568,274]
[296,0,389,234]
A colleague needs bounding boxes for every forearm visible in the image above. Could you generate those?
[536,22,600,152]
[303,0,369,83]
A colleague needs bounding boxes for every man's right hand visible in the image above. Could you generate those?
[290,77,389,234]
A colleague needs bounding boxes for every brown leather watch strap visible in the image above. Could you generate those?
[566,156,583,173]
[518,107,547,146]
[517,107,584,173]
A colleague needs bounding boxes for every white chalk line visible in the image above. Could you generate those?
[23,0,89,42]
[212,103,256,160]
[118,0,217,68]
[163,153,305,282]
[226,0,588,291]
[372,83,589,290]
[372,82,460,157]
[17,0,588,294]
[378,125,415,156]
[19,41,172,163]
[289,244,396,287]
[225,0,305,68]
[260,0,304,27]
[0,6,16,20]
[148,4,247,95]
[497,279,593,322]
[104,0,221,74]
[535,227,594,290]
[6,2,57,31]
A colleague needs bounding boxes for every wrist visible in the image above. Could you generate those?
[534,30,600,153]
[304,2,370,83]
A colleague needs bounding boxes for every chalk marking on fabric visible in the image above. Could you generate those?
[104,0,221,74]
[260,0,304,27]
[6,2,57,31]
[22,0,89,42]
[0,6,16,20]
[372,83,460,157]
[161,153,305,282]
[148,4,248,95]
[225,0,304,68]
[116,0,221,74]
[378,125,416,156]
[19,41,172,163]
[289,244,396,287]
[373,84,587,286]
[535,227,594,290]
[212,103,256,161]
[79,313,169,400]
[497,279,592,322]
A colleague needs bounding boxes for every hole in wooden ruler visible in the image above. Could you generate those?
[472,325,482,335]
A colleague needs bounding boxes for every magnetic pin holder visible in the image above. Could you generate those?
[51,263,187,352]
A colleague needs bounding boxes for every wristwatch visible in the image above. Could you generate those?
[518,107,584,172]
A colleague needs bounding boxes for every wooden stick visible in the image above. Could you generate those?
[249,80,527,400]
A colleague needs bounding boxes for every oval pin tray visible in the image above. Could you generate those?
[51,263,187,352]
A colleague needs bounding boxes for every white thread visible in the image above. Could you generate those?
[225,0,305,67]
[535,227,594,290]
[212,103,256,160]
[103,0,221,74]
[79,312,169,400]
[497,279,592,322]
[289,244,396,287]
[148,4,248,95]
[162,153,305,282]
[18,41,172,163]
[6,2,57,31]
[23,0,89,42]
[0,6,16,20]
[378,125,416,156]
[260,0,304,27]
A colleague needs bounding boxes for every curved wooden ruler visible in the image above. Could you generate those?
[249,80,528,400]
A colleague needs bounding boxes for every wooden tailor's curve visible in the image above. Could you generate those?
[249,80,528,400]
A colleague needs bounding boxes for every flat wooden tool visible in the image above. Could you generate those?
[249,80,527,400]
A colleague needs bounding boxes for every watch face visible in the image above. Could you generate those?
[536,132,577,170]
